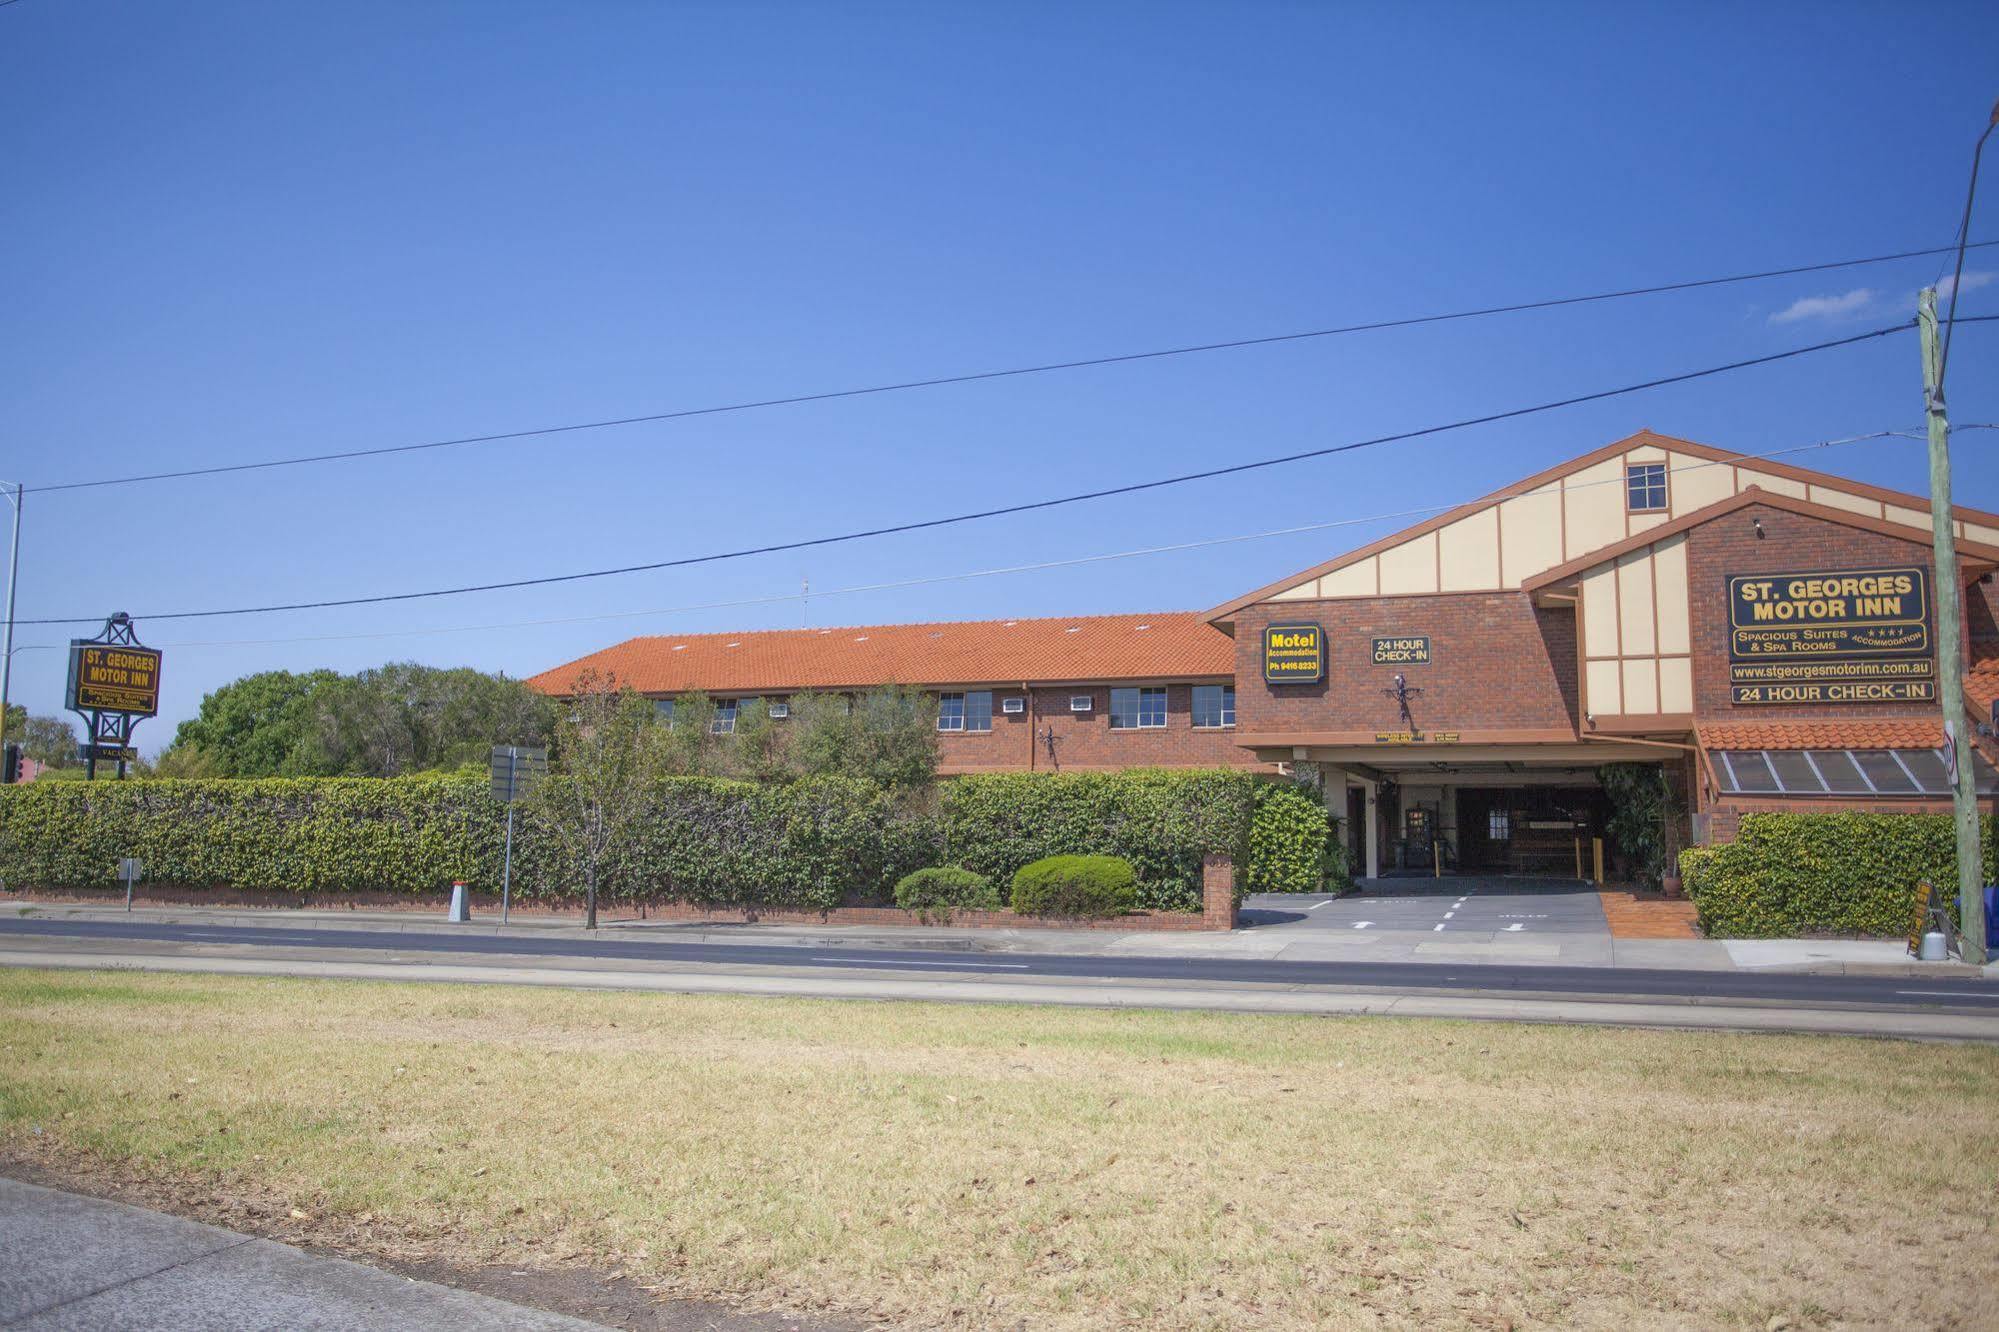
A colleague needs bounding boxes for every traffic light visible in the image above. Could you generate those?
[2,743,19,785]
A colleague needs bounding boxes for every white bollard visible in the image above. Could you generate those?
[447,881,471,923]
[1918,930,1948,962]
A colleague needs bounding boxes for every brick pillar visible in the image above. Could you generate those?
[1202,853,1237,930]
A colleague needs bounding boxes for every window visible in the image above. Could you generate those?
[711,698,739,735]
[653,698,675,728]
[1709,747,1997,796]
[1109,686,1167,730]
[1487,809,1511,841]
[938,692,992,732]
[1191,684,1235,729]
[1626,461,1668,512]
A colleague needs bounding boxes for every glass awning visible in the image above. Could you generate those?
[1710,747,1998,797]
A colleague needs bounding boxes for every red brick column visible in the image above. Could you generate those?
[1202,854,1237,930]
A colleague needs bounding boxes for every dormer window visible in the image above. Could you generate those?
[1626,462,1668,513]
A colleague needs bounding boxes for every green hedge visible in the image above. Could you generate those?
[939,768,1254,912]
[1010,855,1138,918]
[0,767,1295,916]
[1245,783,1348,894]
[1680,812,1999,938]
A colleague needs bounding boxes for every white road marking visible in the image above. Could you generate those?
[1351,921,1374,930]
[1503,923,1527,932]
[1895,989,1999,999]
[810,957,1031,970]
[1307,899,1336,910]
[1442,911,1455,919]
[1432,924,1446,932]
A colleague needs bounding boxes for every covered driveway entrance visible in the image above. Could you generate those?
[1241,876,1612,939]
[1290,740,1676,883]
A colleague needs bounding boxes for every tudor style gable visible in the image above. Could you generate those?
[1205,431,1999,625]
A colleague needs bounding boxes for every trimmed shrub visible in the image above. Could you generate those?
[1010,854,1139,918]
[942,769,1254,912]
[1680,812,1999,938]
[893,866,998,913]
[1246,783,1343,894]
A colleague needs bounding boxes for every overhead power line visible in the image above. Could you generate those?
[27,239,1999,497]
[89,427,1927,653]
[16,318,1951,628]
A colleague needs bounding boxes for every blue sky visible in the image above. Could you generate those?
[4,1,1997,746]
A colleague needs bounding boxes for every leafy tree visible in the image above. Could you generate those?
[169,669,339,776]
[18,714,80,769]
[728,697,795,783]
[790,685,938,791]
[659,691,725,776]
[531,670,667,929]
[143,743,228,779]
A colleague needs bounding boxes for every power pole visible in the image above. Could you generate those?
[1917,288,1986,964]
[0,483,21,766]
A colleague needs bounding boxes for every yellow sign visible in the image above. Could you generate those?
[1263,622,1325,685]
[67,644,163,716]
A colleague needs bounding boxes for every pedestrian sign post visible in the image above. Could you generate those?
[489,745,548,924]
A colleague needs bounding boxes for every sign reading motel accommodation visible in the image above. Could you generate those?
[1262,622,1325,685]
[1726,566,1934,705]
[65,642,163,717]
[1370,636,1431,665]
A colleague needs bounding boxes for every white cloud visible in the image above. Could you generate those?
[1935,269,1995,300]
[1769,288,1877,324]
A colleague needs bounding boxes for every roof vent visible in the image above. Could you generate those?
[854,635,868,642]
[1065,626,1082,633]
[1135,623,1151,631]
[1004,620,1018,627]
[672,645,687,652]
[726,641,740,648]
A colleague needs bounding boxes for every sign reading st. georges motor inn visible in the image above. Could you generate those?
[1727,565,1935,705]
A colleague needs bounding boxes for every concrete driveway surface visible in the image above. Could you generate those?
[0,1177,604,1331]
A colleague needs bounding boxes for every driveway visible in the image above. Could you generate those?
[1240,876,1612,939]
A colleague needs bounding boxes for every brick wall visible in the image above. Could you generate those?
[936,682,1264,773]
[1231,594,1580,736]
[1685,501,1973,726]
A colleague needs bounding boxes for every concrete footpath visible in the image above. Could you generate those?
[0,1177,602,1330]
[7,897,1993,978]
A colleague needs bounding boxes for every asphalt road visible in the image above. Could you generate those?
[0,916,1993,1014]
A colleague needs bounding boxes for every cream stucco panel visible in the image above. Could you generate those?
[1580,567,1618,658]
[1653,535,1691,655]
[1563,458,1626,555]
[1966,522,1999,547]
[1437,507,1500,592]
[1659,657,1693,713]
[1808,485,1883,518]
[1615,551,1656,656]
[1585,659,1622,716]
[1620,659,1659,715]
[1668,452,1733,514]
[1319,558,1377,599]
[1268,580,1320,601]
[1737,469,1807,499]
[1498,484,1564,587]
[1884,504,1930,533]
[1377,532,1439,595]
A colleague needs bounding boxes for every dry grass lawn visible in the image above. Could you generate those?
[1,968,1995,1330]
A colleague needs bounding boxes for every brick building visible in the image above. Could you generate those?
[526,612,1259,775]
[531,431,1999,878]
[1207,431,1999,877]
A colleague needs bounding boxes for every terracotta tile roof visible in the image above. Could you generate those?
[1966,654,1999,718]
[1696,719,1945,751]
[526,612,1235,697]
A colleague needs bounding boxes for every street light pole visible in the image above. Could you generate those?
[0,483,22,764]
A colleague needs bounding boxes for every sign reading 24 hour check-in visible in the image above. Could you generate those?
[1263,622,1325,684]
[1727,565,1934,705]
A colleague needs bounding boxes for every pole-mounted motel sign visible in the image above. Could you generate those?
[1727,566,1934,705]
[66,613,162,779]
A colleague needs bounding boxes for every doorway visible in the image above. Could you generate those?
[1453,786,1610,877]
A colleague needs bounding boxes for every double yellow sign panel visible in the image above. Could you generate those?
[67,644,163,717]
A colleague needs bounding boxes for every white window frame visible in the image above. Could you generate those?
[1109,685,1167,730]
[711,698,739,735]
[1191,684,1236,729]
[937,693,966,732]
